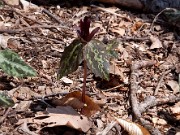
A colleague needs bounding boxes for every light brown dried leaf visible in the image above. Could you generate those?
[18,106,92,132]
[166,80,179,94]
[53,91,100,117]
[150,36,162,49]
[115,118,150,135]
[170,102,180,120]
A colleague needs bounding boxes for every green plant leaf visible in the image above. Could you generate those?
[0,92,14,108]
[57,39,84,79]
[106,39,119,59]
[0,49,36,77]
[84,39,110,80]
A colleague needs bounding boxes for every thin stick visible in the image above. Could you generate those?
[0,107,12,124]
[96,121,117,135]
[11,7,43,25]
[150,8,176,32]
[102,84,123,92]
[0,25,71,34]
[154,69,172,95]
[82,60,87,103]
[42,8,62,24]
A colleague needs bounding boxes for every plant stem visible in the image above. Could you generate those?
[82,60,87,103]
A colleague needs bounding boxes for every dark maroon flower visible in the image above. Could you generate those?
[77,16,100,42]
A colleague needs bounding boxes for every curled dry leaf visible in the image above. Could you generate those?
[115,118,150,135]
[17,106,92,133]
[52,97,85,109]
[52,91,100,117]
[60,77,73,84]
[150,36,162,49]
[166,80,180,94]
[131,21,144,32]
[0,34,12,48]
[109,60,127,84]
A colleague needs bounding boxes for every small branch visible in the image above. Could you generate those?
[0,107,12,124]
[96,121,117,135]
[102,84,123,92]
[154,69,172,95]
[11,7,43,25]
[129,60,161,135]
[0,25,71,34]
[139,95,180,113]
[150,8,176,32]
[42,8,62,24]
[118,37,150,42]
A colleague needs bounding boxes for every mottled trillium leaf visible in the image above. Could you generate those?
[0,49,36,77]
[106,39,119,59]
[58,39,84,79]
[84,39,110,80]
[0,92,14,108]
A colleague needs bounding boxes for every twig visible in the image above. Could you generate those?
[139,95,180,113]
[154,69,172,95]
[130,60,161,135]
[19,120,37,135]
[11,7,43,25]
[91,5,131,21]
[0,107,12,124]
[118,37,150,42]
[0,25,71,34]
[42,8,62,24]
[150,8,176,32]
[96,121,117,135]
[101,84,123,92]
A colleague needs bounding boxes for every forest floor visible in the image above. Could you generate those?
[0,1,180,135]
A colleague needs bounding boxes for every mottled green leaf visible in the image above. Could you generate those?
[84,39,110,80]
[106,39,119,59]
[57,39,84,79]
[0,49,36,77]
[0,92,14,108]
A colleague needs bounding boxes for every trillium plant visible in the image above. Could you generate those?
[58,16,118,102]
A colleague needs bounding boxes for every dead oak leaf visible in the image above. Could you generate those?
[17,106,92,133]
[52,91,100,117]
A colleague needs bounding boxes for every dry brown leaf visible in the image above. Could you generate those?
[52,97,85,109]
[115,118,150,135]
[17,106,92,133]
[166,80,180,94]
[131,21,144,32]
[20,0,39,11]
[109,61,126,83]
[15,101,32,112]
[110,27,125,36]
[60,77,73,84]
[53,91,100,117]
[0,34,12,48]
[3,0,19,5]
[170,102,180,120]
[150,36,162,49]
[152,117,167,125]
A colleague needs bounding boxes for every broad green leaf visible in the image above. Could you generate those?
[0,92,14,108]
[0,49,36,77]
[84,39,110,80]
[57,39,84,79]
[106,39,119,59]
